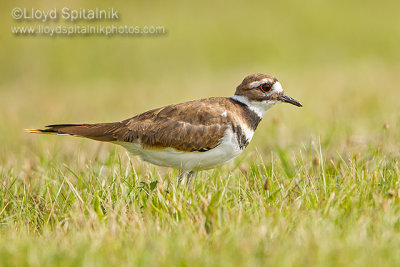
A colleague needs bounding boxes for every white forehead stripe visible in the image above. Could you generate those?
[272,81,283,93]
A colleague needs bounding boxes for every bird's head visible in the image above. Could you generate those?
[232,73,302,118]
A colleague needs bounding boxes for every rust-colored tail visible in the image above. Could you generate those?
[24,123,123,142]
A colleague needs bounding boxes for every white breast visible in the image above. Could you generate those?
[115,128,247,171]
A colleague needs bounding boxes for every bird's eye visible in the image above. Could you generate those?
[260,83,272,93]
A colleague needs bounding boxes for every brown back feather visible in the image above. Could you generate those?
[115,98,231,152]
[33,97,255,152]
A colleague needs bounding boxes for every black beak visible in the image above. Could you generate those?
[279,94,302,107]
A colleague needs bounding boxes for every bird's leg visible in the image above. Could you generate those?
[178,170,186,188]
[177,170,195,189]
[185,171,195,189]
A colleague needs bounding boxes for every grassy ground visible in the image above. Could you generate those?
[1,0,400,266]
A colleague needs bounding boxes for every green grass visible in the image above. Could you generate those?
[1,0,400,265]
[1,128,400,266]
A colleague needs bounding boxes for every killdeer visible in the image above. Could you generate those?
[26,73,302,185]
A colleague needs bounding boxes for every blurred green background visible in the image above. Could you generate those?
[1,0,399,164]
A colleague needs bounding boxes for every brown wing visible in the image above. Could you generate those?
[114,98,230,152]
[27,98,232,152]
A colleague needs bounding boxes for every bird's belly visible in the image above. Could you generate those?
[116,129,245,171]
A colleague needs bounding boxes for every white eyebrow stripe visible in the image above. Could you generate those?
[249,79,270,89]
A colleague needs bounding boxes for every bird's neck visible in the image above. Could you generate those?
[230,95,277,119]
